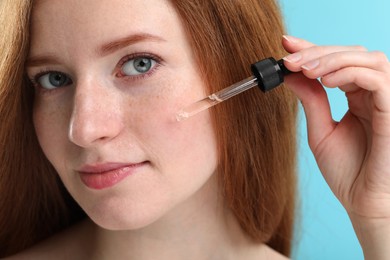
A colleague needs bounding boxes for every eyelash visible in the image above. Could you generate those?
[28,52,163,93]
[29,69,68,95]
[116,52,162,80]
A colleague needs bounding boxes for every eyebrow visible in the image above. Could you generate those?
[26,54,62,68]
[26,33,165,68]
[97,33,166,57]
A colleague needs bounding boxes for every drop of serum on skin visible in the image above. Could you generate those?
[175,94,223,122]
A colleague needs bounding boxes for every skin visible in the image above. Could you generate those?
[283,35,390,260]
[22,0,288,259]
[28,0,220,232]
[19,0,390,259]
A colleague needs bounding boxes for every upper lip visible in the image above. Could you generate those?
[77,162,146,174]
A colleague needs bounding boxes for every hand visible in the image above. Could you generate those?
[281,35,390,258]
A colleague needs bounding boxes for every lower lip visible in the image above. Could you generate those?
[79,163,146,190]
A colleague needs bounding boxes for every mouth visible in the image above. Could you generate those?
[77,162,148,190]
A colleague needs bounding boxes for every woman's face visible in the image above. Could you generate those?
[27,0,218,229]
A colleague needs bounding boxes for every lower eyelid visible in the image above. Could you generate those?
[116,59,161,80]
[119,66,161,83]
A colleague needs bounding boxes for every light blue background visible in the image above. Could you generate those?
[278,0,390,259]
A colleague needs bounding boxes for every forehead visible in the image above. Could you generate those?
[31,0,175,27]
[29,0,183,57]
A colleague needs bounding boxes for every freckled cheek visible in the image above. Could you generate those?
[128,76,205,124]
[32,103,70,164]
[125,77,214,152]
[132,97,215,160]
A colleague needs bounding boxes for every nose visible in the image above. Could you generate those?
[68,79,124,148]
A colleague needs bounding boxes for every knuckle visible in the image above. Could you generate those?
[338,52,350,64]
[371,51,389,64]
[376,76,388,93]
[316,45,329,56]
[305,45,328,56]
[364,71,387,92]
[383,73,390,85]
[352,45,368,52]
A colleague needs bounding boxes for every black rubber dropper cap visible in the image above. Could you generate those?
[250,57,291,92]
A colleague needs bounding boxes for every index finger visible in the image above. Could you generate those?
[282,35,316,53]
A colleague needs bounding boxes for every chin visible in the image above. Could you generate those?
[91,214,161,231]
[83,197,171,231]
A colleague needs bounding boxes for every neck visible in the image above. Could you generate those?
[88,175,267,260]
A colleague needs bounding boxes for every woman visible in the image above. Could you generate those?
[1,0,389,259]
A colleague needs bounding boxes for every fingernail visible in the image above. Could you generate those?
[283,52,302,63]
[283,35,300,43]
[302,59,320,70]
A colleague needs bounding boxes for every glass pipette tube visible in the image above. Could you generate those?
[176,76,258,121]
[175,57,291,122]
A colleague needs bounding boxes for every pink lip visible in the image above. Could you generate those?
[77,162,147,190]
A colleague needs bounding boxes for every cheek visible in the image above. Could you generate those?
[136,98,218,176]
[140,69,208,122]
[172,117,218,175]
[127,75,218,172]
[32,100,70,167]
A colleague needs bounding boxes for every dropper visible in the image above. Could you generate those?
[176,57,291,121]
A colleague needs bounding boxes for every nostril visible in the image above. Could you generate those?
[68,110,124,148]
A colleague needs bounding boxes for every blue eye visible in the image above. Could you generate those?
[121,57,156,76]
[37,72,72,89]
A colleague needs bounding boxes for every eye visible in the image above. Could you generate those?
[36,71,72,90]
[121,57,157,76]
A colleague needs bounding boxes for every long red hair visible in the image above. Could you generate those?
[0,0,297,257]
[0,0,85,256]
[171,0,298,255]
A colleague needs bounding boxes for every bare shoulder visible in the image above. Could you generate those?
[245,243,290,260]
[5,219,94,260]
[255,245,290,260]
